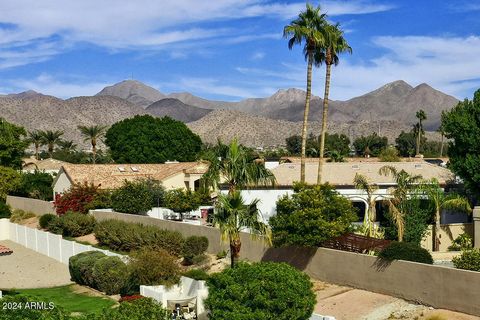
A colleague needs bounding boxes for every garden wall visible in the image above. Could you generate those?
[420,223,473,251]
[0,219,121,264]
[6,195,55,216]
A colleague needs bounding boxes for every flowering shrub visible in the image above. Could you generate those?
[119,295,144,302]
[54,182,101,215]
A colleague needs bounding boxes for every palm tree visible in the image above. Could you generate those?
[284,4,327,183]
[78,125,107,164]
[379,165,423,241]
[202,138,276,195]
[421,178,471,251]
[438,123,445,157]
[353,173,380,238]
[213,191,271,268]
[27,130,43,160]
[40,130,64,158]
[415,109,427,156]
[317,23,352,184]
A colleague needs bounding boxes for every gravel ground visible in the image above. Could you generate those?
[0,240,72,289]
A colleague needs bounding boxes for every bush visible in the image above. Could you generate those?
[182,236,209,265]
[111,179,161,214]
[97,297,170,320]
[164,188,201,214]
[13,170,53,201]
[39,213,57,229]
[452,249,480,271]
[378,241,433,264]
[128,248,180,287]
[183,268,209,281]
[69,251,106,286]
[379,147,400,162]
[60,211,96,237]
[216,250,227,259]
[0,201,11,219]
[206,262,316,320]
[54,182,101,215]
[94,219,184,255]
[46,215,64,234]
[9,209,35,223]
[270,184,358,247]
[449,233,473,251]
[93,256,129,295]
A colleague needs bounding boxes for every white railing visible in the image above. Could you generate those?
[0,218,121,264]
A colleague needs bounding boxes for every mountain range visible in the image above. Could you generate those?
[0,79,459,148]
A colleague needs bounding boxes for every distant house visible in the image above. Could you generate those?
[227,161,457,224]
[52,162,209,197]
[22,157,70,175]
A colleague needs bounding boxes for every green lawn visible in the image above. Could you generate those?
[11,285,117,315]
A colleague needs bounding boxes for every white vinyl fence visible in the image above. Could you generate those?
[0,218,121,264]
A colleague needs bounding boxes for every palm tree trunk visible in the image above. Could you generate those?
[92,140,97,164]
[317,61,332,184]
[434,208,441,251]
[300,51,313,184]
[48,144,53,158]
[416,128,420,156]
[439,132,444,157]
[35,143,39,160]
[229,239,241,268]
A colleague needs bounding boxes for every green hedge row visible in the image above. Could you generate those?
[42,212,96,237]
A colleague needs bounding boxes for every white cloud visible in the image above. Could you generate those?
[251,51,266,60]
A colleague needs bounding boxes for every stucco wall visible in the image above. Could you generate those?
[6,196,55,216]
[162,173,187,190]
[421,223,473,252]
[53,171,72,196]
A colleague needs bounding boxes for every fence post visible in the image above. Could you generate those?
[474,206,480,248]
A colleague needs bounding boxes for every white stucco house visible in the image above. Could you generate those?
[222,160,457,224]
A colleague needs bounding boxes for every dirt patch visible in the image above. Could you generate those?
[75,233,98,245]
[16,216,39,229]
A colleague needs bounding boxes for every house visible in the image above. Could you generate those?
[22,157,69,175]
[52,162,209,197]
[228,161,457,224]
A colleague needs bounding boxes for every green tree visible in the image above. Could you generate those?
[378,146,400,162]
[13,170,54,201]
[270,184,357,247]
[0,166,21,200]
[441,90,480,195]
[111,179,163,214]
[213,191,271,268]
[415,109,427,156]
[26,130,43,160]
[206,262,316,320]
[78,125,108,164]
[40,130,64,158]
[164,188,201,217]
[421,178,471,251]
[105,115,202,163]
[57,139,77,153]
[378,165,423,242]
[353,132,388,157]
[0,118,28,169]
[284,4,328,183]
[395,130,426,157]
[202,138,275,194]
[317,23,352,184]
[285,135,302,155]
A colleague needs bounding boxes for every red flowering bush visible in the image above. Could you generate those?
[54,182,101,215]
[119,295,144,302]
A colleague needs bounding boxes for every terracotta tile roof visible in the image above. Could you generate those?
[271,161,455,187]
[0,245,13,255]
[60,162,208,190]
[23,158,70,171]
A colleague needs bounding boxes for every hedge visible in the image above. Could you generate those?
[69,251,106,287]
[182,236,209,265]
[93,256,129,295]
[378,241,433,264]
[453,249,480,271]
[94,219,184,256]
[39,213,57,229]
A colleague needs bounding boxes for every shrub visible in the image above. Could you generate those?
[182,236,209,265]
[183,268,209,281]
[39,213,57,229]
[448,233,473,251]
[216,250,227,259]
[270,184,358,247]
[46,215,64,234]
[54,182,101,215]
[378,241,433,264]
[69,251,106,286]
[97,297,170,320]
[9,209,35,223]
[128,248,180,287]
[60,211,96,237]
[93,256,129,295]
[111,179,163,214]
[164,188,201,214]
[452,249,480,271]
[94,219,184,256]
[206,262,316,320]
[378,147,400,162]
[0,201,11,219]
[13,170,53,201]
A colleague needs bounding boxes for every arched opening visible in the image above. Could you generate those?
[351,201,367,223]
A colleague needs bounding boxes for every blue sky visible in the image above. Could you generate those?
[0,0,479,101]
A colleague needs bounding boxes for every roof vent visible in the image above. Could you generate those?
[415,164,422,169]
[131,166,139,172]
[118,166,125,172]
[352,165,360,170]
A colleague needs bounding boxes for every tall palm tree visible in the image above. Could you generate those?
[353,173,381,238]
[284,4,327,183]
[202,138,276,194]
[421,178,471,251]
[438,123,445,157]
[379,165,423,241]
[78,125,107,164]
[57,139,77,153]
[317,23,352,184]
[415,109,427,156]
[213,191,271,268]
[27,130,43,160]
[40,130,64,158]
